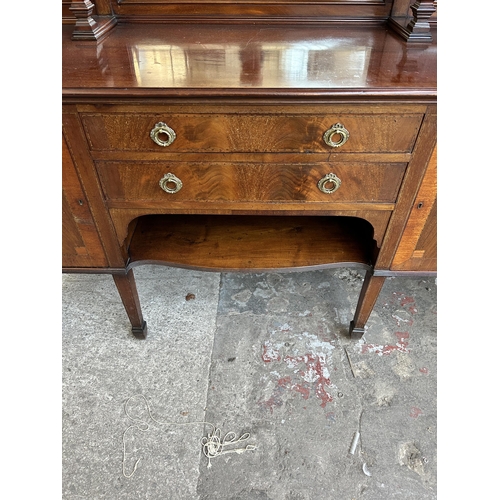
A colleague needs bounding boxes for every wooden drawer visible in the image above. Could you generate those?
[82,112,423,153]
[96,161,406,205]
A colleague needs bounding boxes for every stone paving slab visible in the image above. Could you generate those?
[196,270,436,499]
[62,266,221,499]
[62,266,436,499]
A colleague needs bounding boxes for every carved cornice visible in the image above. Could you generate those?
[69,1,117,40]
[389,0,436,42]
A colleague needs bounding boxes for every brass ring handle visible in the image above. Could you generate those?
[318,173,342,194]
[150,122,176,147]
[323,123,350,148]
[159,173,183,194]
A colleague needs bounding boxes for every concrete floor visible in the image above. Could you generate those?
[62,265,437,499]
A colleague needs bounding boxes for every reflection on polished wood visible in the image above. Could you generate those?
[62,12,437,339]
[63,24,436,97]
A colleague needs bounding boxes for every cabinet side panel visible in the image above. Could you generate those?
[374,108,436,269]
[390,144,437,272]
[63,134,108,268]
[63,107,128,267]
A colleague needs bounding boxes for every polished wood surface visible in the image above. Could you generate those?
[62,134,108,268]
[81,109,423,153]
[128,215,375,272]
[96,161,405,205]
[69,1,117,40]
[375,107,436,269]
[62,18,437,338]
[391,143,436,272]
[64,1,438,43]
[389,0,436,41]
[113,270,147,338]
[93,0,113,15]
[63,0,434,26]
[109,208,392,250]
[349,271,386,339]
[62,24,436,97]
[63,107,128,268]
[62,1,74,24]
[104,0,395,24]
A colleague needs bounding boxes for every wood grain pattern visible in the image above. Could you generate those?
[93,0,113,15]
[96,161,406,204]
[128,214,376,271]
[63,107,127,267]
[81,112,423,154]
[62,19,436,338]
[109,207,392,249]
[62,134,108,268]
[374,106,436,269]
[390,143,436,271]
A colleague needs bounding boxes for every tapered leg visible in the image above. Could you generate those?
[113,269,147,339]
[349,270,386,339]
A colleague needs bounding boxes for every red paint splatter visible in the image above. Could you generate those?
[262,341,281,363]
[361,332,410,355]
[260,343,333,409]
[396,331,409,342]
[392,292,418,315]
[277,376,291,387]
[284,353,333,407]
[276,376,310,400]
[400,295,415,307]
[410,407,423,418]
[292,384,310,400]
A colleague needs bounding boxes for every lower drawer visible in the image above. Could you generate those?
[96,161,406,205]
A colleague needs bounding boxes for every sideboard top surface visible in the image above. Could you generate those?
[62,23,436,100]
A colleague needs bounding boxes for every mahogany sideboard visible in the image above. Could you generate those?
[62,0,437,339]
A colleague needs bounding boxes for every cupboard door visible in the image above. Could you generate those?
[63,134,108,268]
[391,144,437,272]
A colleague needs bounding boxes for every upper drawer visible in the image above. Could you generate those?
[96,161,406,205]
[81,112,423,154]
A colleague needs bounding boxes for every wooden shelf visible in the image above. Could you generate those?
[127,215,375,272]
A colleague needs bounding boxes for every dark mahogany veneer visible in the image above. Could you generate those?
[63,0,437,339]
